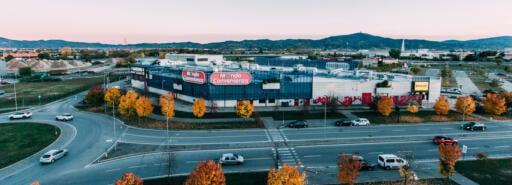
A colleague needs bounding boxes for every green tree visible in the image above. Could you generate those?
[37,52,50,59]
[19,67,32,76]
[5,55,14,61]
[389,48,402,59]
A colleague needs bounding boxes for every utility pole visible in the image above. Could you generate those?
[113,103,117,151]
[324,95,327,139]
[14,74,18,111]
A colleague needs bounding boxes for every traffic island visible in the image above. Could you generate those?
[353,111,482,124]
[0,122,60,169]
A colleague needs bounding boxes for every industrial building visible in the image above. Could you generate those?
[130,54,441,108]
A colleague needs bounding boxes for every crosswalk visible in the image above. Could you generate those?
[266,129,303,168]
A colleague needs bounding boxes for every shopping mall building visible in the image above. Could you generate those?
[130,54,441,108]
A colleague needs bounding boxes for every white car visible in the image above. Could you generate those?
[352,118,370,126]
[40,149,68,164]
[8,112,32,119]
[219,153,244,165]
[377,154,408,170]
[56,113,74,121]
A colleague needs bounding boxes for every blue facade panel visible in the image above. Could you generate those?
[255,58,358,70]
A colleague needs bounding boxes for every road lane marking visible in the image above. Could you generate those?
[427,149,438,152]
[186,161,199,164]
[441,128,454,130]
[128,165,146,169]
[495,145,510,149]
[417,128,431,131]
[245,157,273,161]
[105,168,120,172]
[303,155,321,158]
[391,129,404,132]
[368,152,383,155]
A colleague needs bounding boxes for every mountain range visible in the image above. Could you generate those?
[0,33,511,50]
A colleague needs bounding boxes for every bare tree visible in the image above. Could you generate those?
[207,99,218,113]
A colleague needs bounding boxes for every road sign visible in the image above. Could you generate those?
[462,145,468,153]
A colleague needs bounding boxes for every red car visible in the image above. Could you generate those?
[432,136,458,145]
[1,81,11,85]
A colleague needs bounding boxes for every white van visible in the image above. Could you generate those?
[377,154,408,170]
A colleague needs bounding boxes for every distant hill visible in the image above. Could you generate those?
[0,33,511,49]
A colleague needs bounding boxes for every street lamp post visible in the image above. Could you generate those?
[324,95,327,139]
[14,74,18,111]
[162,80,165,90]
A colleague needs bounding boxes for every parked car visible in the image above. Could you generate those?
[432,136,458,145]
[352,118,370,126]
[8,112,32,119]
[288,120,309,128]
[40,149,68,164]
[377,154,408,170]
[460,122,486,131]
[56,113,74,121]
[219,153,244,165]
[335,119,353,126]
[353,155,376,171]
[0,81,11,85]
[0,90,5,95]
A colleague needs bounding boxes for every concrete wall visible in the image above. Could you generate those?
[0,60,6,76]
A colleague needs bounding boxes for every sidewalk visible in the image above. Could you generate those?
[147,113,254,123]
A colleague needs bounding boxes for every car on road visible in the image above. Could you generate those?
[287,120,309,128]
[352,118,370,126]
[432,136,458,145]
[40,149,68,164]
[377,154,408,170]
[8,112,32,119]
[335,119,353,126]
[0,81,11,85]
[353,155,376,171]
[0,90,4,95]
[56,113,74,121]
[219,153,244,165]
[461,122,486,131]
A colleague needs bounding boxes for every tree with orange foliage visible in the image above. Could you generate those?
[501,91,512,107]
[337,153,362,185]
[159,93,175,119]
[433,96,450,115]
[438,143,461,179]
[482,93,507,115]
[268,163,307,185]
[60,47,72,58]
[114,172,143,185]
[192,98,206,118]
[406,104,419,114]
[31,182,40,185]
[119,91,138,118]
[135,96,154,118]
[455,96,476,115]
[235,101,254,119]
[377,96,394,116]
[185,160,225,185]
[105,87,121,106]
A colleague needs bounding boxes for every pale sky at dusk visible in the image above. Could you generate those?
[1,0,511,44]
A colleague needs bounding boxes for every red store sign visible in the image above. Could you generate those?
[210,72,252,85]
[182,70,206,84]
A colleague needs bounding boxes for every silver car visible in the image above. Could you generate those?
[56,113,74,121]
[219,153,244,165]
[40,149,68,164]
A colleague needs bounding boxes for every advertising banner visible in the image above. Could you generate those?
[414,82,429,91]
[210,72,252,85]
[182,70,206,84]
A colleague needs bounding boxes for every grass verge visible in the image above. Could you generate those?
[352,110,481,124]
[144,171,268,185]
[357,178,458,185]
[456,158,512,185]
[0,122,60,169]
[0,77,106,108]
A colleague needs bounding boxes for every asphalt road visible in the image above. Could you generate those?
[1,84,512,185]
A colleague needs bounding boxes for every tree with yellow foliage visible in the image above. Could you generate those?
[185,160,225,185]
[114,172,143,185]
[268,163,306,185]
[399,167,416,185]
[192,98,206,118]
[377,96,394,116]
[438,143,461,179]
[119,91,138,118]
[482,93,507,115]
[433,96,450,115]
[31,182,40,185]
[159,93,175,119]
[60,47,72,58]
[406,104,419,114]
[337,153,361,185]
[135,96,154,118]
[455,96,476,115]
[235,101,254,119]
[104,87,121,106]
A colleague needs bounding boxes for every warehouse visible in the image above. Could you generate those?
[130,54,441,108]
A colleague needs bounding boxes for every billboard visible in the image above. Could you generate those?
[210,72,252,85]
[414,82,429,91]
[182,70,206,84]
